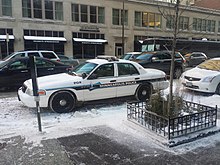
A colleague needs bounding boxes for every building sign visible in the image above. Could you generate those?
[80,26,100,32]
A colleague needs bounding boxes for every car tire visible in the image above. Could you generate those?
[135,84,152,101]
[174,67,182,79]
[215,83,220,95]
[49,91,76,113]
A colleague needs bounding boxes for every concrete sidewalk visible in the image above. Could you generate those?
[1,125,220,165]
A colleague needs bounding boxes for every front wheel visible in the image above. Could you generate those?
[49,91,76,113]
[135,84,152,101]
[215,83,220,95]
[174,67,182,79]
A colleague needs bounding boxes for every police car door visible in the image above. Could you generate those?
[116,63,140,97]
[84,63,117,101]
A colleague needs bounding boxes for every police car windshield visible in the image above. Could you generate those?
[72,62,98,74]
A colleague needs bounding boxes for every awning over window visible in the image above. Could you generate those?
[0,35,15,41]
[73,38,107,44]
[24,36,67,43]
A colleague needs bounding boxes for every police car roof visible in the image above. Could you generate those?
[86,58,131,65]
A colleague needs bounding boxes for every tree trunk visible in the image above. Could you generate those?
[167,0,180,115]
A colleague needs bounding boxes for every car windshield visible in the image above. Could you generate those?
[121,54,132,60]
[2,52,16,61]
[0,60,10,68]
[71,62,98,75]
[198,59,220,71]
[136,54,153,60]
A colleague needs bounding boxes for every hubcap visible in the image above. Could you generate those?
[142,90,147,96]
[59,100,67,106]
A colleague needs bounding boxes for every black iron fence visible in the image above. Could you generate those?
[127,101,217,139]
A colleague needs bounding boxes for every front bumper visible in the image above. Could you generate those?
[181,78,215,93]
[18,88,49,108]
[152,80,169,91]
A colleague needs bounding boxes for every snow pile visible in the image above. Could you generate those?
[0,82,220,153]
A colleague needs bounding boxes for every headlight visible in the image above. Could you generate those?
[202,76,216,82]
[25,88,46,96]
[26,88,33,96]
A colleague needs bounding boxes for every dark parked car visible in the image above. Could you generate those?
[0,57,71,89]
[131,51,186,78]
[184,52,208,67]
[120,52,141,60]
[58,55,79,67]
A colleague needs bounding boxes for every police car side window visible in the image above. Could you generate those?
[118,63,139,76]
[92,64,114,78]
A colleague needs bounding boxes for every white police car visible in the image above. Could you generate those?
[18,56,169,113]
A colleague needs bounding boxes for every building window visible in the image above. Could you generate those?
[193,18,216,32]
[22,0,63,21]
[72,4,79,22]
[33,0,42,18]
[112,9,119,25]
[22,0,32,18]
[81,5,88,22]
[179,16,189,30]
[24,29,64,37]
[135,11,161,28]
[166,15,174,29]
[112,8,128,26]
[134,11,141,27]
[72,4,104,24]
[155,13,161,28]
[98,7,105,24]
[45,0,53,19]
[218,21,220,33]
[1,0,12,16]
[90,6,96,23]
[55,2,63,20]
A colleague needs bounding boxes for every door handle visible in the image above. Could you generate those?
[21,70,28,73]
[47,68,54,71]
[135,77,140,80]
[110,80,116,82]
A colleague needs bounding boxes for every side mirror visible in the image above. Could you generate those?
[152,57,158,62]
[82,73,87,79]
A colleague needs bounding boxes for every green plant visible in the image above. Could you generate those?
[147,91,184,117]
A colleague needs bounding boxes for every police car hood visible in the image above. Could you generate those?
[24,73,83,90]
[183,67,219,79]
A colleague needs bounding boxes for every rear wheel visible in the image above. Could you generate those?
[174,67,182,79]
[215,83,220,95]
[135,84,152,101]
[49,91,76,113]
